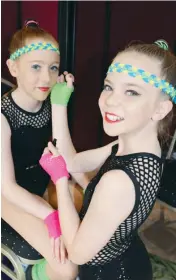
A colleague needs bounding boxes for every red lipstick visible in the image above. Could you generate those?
[105,112,124,123]
[38,87,50,92]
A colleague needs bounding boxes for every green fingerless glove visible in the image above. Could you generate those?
[50,82,74,106]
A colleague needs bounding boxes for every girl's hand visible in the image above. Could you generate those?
[39,143,69,185]
[57,71,74,88]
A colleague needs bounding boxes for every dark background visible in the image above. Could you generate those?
[2,1,176,151]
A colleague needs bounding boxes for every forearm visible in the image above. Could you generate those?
[52,104,76,166]
[56,178,80,253]
[52,104,90,177]
[2,183,53,220]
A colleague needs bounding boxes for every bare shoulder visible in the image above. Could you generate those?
[94,169,136,209]
[100,169,134,189]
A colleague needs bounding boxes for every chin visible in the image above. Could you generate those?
[35,92,50,101]
[103,123,121,137]
[36,96,48,102]
[104,130,119,137]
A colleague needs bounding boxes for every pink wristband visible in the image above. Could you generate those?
[44,210,61,239]
[39,153,69,184]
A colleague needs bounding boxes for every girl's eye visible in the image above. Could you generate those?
[103,84,112,91]
[50,66,59,72]
[32,64,41,70]
[126,90,140,96]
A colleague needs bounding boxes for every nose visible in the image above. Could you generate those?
[41,68,50,84]
[105,92,120,107]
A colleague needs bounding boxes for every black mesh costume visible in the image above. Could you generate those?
[79,144,164,280]
[1,91,51,259]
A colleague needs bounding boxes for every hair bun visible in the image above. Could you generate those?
[154,39,169,51]
[24,19,39,28]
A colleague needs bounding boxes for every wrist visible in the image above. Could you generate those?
[44,209,58,221]
[43,208,55,221]
[56,176,68,186]
[52,104,67,109]
[44,210,62,239]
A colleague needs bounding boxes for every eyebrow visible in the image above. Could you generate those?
[28,60,59,64]
[104,79,113,85]
[125,82,145,91]
[105,79,146,92]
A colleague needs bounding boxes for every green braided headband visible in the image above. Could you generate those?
[107,63,176,104]
[10,42,60,60]
[155,39,169,51]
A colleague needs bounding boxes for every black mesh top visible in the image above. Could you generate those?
[79,144,163,268]
[1,91,52,196]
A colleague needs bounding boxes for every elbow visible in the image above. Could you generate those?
[64,154,82,173]
[2,187,10,201]
[68,247,90,265]
[68,254,87,266]
[66,164,75,174]
[67,158,84,174]
[66,160,79,174]
[1,181,15,199]
[2,183,8,197]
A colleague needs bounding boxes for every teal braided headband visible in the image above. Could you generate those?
[10,42,60,60]
[107,63,176,104]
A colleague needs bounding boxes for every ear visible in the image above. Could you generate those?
[152,100,173,121]
[6,59,19,78]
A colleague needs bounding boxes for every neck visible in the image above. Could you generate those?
[12,88,43,113]
[117,124,161,157]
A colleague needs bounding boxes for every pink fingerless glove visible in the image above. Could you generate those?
[44,210,61,239]
[39,153,69,184]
